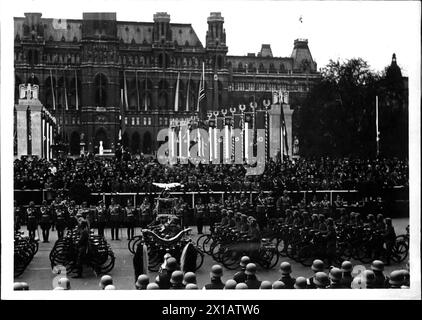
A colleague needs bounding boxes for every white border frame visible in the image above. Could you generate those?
[1,0,420,300]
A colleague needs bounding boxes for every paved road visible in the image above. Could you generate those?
[14,219,409,290]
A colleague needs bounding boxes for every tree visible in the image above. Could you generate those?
[299,58,381,157]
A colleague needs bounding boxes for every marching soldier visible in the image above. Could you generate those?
[55,206,67,239]
[125,199,136,240]
[194,198,206,235]
[39,200,51,243]
[26,202,38,240]
[109,197,122,240]
[96,200,107,237]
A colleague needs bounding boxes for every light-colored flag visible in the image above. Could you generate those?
[186,73,191,111]
[74,69,79,110]
[197,62,205,112]
[50,69,56,110]
[174,72,180,112]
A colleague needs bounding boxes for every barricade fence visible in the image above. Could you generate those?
[15,187,407,207]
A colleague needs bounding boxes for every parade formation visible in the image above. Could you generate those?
[10,9,412,292]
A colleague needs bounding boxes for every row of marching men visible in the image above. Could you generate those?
[14,196,174,242]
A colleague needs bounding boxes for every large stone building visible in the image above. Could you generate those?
[14,12,320,155]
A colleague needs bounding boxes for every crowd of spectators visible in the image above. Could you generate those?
[14,258,410,290]
[14,154,408,193]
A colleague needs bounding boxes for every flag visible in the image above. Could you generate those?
[123,70,128,110]
[50,69,56,110]
[197,62,205,112]
[63,70,68,111]
[144,72,148,111]
[186,73,191,111]
[174,72,180,112]
[74,69,79,110]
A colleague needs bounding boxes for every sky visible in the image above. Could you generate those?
[2,0,420,75]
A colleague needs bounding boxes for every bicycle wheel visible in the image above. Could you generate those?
[297,245,316,267]
[196,234,208,251]
[260,245,279,270]
[202,236,214,255]
[221,247,241,270]
[194,248,205,271]
[392,241,409,263]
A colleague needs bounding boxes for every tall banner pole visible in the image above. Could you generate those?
[376,95,379,157]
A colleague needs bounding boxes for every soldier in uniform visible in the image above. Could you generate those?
[265,192,276,220]
[276,190,292,218]
[208,197,220,232]
[139,198,151,228]
[39,200,51,243]
[203,265,225,290]
[96,200,107,237]
[233,256,250,283]
[194,198,206,235]
[14,201,22,232]
[72,220,90,278]
[26,201,38,240]
[245,263,262,289]
[66,202,78,230]
[109,197,122,240]
[125,199,136,240]
[256,192,266,230]
[278,262,296,289]
[55,206,67,239]
[307,259,325,289]
[383,218,396,265]
[371,260,389,288]
[324,218,337,266]
[320,194,331,218]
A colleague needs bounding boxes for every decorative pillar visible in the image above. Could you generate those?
[16,105,28,157]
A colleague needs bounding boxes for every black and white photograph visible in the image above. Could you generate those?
[1,0,420,301]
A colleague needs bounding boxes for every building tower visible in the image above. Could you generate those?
[205,12,228,110]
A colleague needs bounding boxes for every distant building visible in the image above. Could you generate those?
[14,12,320,155]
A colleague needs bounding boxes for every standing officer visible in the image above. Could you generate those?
[96,200,107,237]
[26,201,38,240]
[72,220,90,278]
[194,198,206,235]
[66,202,78,230]
[14,201,22,232]
[55,206,66,239]
[39,200,51,243]
[125,199,136,240]
[139,198,151,228]
[383,218,396,265]
[109,198,122,240]
[277,190,292,218]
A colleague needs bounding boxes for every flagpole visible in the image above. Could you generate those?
[124,70,128,110]
[186,73,191,112]
[376,95,379,157]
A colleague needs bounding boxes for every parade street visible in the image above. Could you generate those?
[14,218,409,290]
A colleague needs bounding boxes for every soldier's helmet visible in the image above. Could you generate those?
[240,256,251,268]
[104,285,116,290]
[363,270,376,287]
[245,263,257,275]
[329,268,342,282]
[58,277,71,290]
[294,277,307,289]
[185,283,199,289]
[280,262,292,275]
[389,270,404,287]
[20,282,29,290]
[210,264,223,278]
[170,271,184,285]
[311,259,325,272]
[99,275,113,289]
[314,272,329,288]
[272,281,286,289]
[136,274,149,289]
[224,279,237,289]
[341,261,353,273]
[183,272,197,285]
[166,257,178,272]
[259,281,272,289]
[146,283,160,290]
[371,260,385,272]
[13,282,24,290]
[235,283,249,289]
